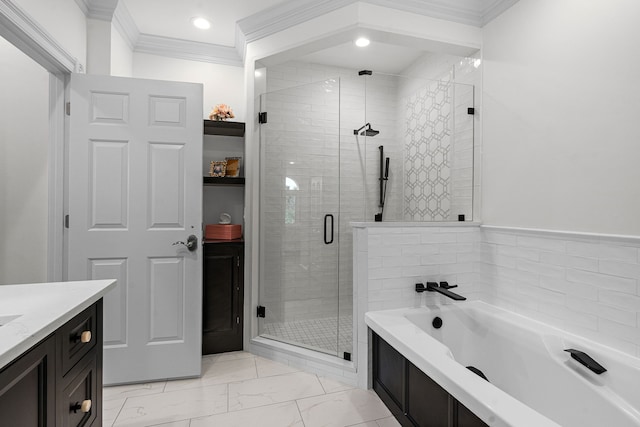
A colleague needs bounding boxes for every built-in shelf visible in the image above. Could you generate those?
[203,238,244,244]
[204,120,245,137]
[203,176,245,186]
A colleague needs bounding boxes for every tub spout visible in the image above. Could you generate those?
[564,349,607,374]
[416,282,466,301]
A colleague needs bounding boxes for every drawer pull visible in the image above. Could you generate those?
[71,399,92,413]
[72,330,92,343]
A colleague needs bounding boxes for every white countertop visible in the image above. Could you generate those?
[0,280,116,370]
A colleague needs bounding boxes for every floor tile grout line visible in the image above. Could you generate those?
[294,399,307,427]
[110,396,127,427]
[316,373,328,394]
[226,382,230,414]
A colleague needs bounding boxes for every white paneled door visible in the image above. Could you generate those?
[67,74,203,384]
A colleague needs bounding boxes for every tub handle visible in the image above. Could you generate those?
[564,349,607,374]
[440,281,457,289]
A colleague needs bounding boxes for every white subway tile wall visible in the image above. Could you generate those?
[354,223,482,388]
[480,226,640,358]
[355,223,640,387]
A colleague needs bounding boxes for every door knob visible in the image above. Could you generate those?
[172,235,198,251]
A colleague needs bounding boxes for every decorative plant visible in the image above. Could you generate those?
[209,104,235,121]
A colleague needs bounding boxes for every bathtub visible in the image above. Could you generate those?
[365,301,640,427]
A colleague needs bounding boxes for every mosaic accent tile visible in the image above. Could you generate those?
[263,315,353,355]
[403,73,453,221]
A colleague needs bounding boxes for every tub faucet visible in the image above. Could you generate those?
[416,282,466,301]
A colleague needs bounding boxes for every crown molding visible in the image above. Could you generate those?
[234,26,246,64]
[135,33,243,67]
[237,0,354,43]
[364,0,482,26]
[75,0,118,21]
[481,0,520,26]
[73,0,89,16]
[112,0,138,50]
[75,0,519,67]
[0,0,79,73]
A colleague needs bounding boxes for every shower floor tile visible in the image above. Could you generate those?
[262,315,353,355]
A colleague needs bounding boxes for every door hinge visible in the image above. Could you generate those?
[258,112,267,124]
[66,102,71,116]
[237,256,240,267]
[236,316,240,324]
[64,214,70,228]
[257,306,266,318]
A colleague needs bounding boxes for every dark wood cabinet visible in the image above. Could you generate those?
[203,241,244,354]
[372,331,487,427]
[407,362,451,427]
[0,300,103,427]
[0,334,55,426]
[373,333,406,421]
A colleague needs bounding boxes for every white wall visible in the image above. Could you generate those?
[133,53,245,120]
[110,24,133,77]
[86,18,111,75]
[0,36,49,284]
[13,0,86,67]
[482,0,640,236]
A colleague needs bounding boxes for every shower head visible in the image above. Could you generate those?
[354,123,379,137]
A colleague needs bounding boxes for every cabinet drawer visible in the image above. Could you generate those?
[59,355,98,427]
[60,304,97,376]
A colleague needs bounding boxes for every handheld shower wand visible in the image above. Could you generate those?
[375,146,390,222]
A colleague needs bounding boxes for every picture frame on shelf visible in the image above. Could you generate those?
[209,160,227,177]
[225,157,241,177]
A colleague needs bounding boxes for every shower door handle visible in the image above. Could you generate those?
[324,214,334,244]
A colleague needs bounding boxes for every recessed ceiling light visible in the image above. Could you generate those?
[355,37,370,47]
[191,17,211,30]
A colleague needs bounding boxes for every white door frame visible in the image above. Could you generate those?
[0,0,81,281]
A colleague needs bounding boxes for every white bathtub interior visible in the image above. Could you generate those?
[369,301,640,427]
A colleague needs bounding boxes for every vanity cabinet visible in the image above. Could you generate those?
[0,334,55,426]
[0,300,103,427]
[202,241,244,354]
[372,332,487,427]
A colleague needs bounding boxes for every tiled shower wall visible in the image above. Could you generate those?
[260,75,342,325]
[262,62,404,335]
[355,223,640,386]
[262,58,476,329]
[399,52,479,221]
[401,73,454,221]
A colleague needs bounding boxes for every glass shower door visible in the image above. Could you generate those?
[258,78,343,356]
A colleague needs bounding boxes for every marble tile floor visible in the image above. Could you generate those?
[104,351,399,427]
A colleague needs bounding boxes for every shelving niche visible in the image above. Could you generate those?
[202,119,245,355]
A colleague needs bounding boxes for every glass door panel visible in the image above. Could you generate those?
[258,78,341,356]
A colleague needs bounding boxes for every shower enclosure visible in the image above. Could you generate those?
[257,65,476,359]
[258,77,354,358]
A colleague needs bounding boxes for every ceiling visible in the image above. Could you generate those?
[80,0,519,72]
[121,0,289,47]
